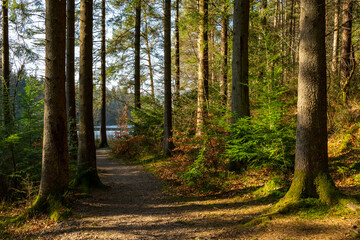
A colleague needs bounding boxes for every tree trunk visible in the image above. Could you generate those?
[38,0,68,199]
[340,0,353,105]
[134,0,141,109]
[208,27,215,90]
[196,0,208,135]
[163,0,173,156]
[78,0,102,188]
[2,0,11,128]
[280,0,337,205]
[174,0,180,102]
[220,0,228,107]
[66,0,78,159]
[231,0,250,122]
[289,0,296,65]
[331,0,340,77]
[144,13,155,101]
[99,0,108,148]
[260,0,267,26]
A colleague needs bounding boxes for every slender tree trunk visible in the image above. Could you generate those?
[280,0,337,205]
[196,0,208,135]
[209,27,215,90]
[99,0,108,148]
[2,0,11,128]
[220,0,228,107]
[78,0,102,188]
[289,0,296,65]
[37,0,68,199]
[66,0,78,159]
[340,0,353,105]
[260,0,267,26]
[134,0,141,109]
[231,0,250,122]
[144,14,155,101]
[174,0,180,102]
[331,0,340,77]
[163,0,173,156]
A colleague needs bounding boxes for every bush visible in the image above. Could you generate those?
[156,118,229,193]
[226,113,296,173]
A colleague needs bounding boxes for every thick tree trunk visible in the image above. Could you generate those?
[220,0,228,107]
[163,0,173,156]
[331,0,340,77]
[196,0,208,135]
[340,0,353,105]
[231,0,250,122]
[66,0,78,159]
[134,0,141,109]
[38,0,68,198]
[281,0,337,205]
[2,0,11,128]
[99,0,108,148]
[78,0,101,188]
[174,0,180,102]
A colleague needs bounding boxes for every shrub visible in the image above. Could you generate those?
[157,117,229,193]
[226,113,296,173]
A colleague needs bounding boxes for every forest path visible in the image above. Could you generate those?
[37,149,354,240]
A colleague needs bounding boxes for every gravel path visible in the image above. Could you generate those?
[37,149,356,240]
[39,149,239,239]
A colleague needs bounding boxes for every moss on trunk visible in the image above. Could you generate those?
[273,170,340,212]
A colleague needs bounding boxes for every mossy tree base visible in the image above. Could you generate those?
[271,170,359,213]
[73,168,107,194]
[9,193,70,226]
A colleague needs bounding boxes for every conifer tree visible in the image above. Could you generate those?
[78,0,102,188]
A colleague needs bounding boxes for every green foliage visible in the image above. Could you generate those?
[156,118,229,193]
[0,76,43,200]
[226,89,296,173]
[130,97,163,148]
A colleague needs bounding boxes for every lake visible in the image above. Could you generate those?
[93,125,131,140]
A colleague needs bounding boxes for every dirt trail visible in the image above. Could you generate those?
[38,149,357,240]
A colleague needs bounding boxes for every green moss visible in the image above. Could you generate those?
[254,177,283,197]
[72,168,107,194]
[272,170,341,213]
[314,172,339,205]
[240,216,271,228]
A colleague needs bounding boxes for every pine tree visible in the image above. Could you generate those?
[78,0,102,188]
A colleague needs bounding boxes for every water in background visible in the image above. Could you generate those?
[93,125,131,140]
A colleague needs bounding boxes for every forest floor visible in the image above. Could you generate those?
[2,148,360,240]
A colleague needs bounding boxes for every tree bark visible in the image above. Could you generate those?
[144,13,155,101]
[231,0,250,122]
[38,0,68,198]
[134,0,141,109]
[340,0,353,105]
[78,0,102,188]
[99,0,108,148]
[174,0,180,102]
[281,0,337,205]
[66,0,78,159]
[331,0,340,77]
[220,0,229,107]
[2,0,11,128]
[196,0,209,135]
[163,0,173,156]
